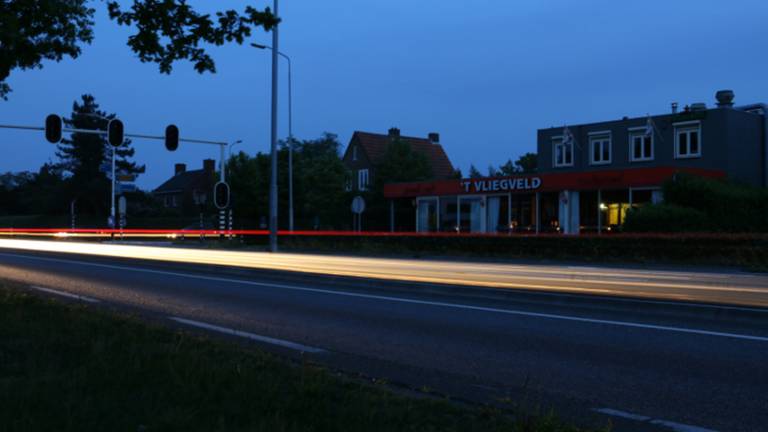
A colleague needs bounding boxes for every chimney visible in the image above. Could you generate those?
[203,159,215,174]
[428,132,440,144]
[388,127,400,139]
[175,163,186,176]
[716,89,735,108]
[671,102,679,114]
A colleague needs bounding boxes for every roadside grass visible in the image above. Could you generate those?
[0,285,593,432]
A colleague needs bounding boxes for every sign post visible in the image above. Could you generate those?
[351,196,365,232]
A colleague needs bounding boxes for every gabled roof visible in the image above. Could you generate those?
[154,169,212,194]
[350,131,455,179]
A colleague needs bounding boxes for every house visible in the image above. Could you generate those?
[154,159,217,214]
[384,89,767,234]
[341,128,454,192]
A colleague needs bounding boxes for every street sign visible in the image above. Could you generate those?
[351,196,365,214]
[45,114,62,143]
[118,183,138,194]
[118,196,127,215]
[116,173,136,182]
[214,181,230,209]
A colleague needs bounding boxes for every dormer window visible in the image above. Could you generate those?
[588,132,611,165]
[674,121,702,158]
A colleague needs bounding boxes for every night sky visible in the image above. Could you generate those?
[1,0,766,189]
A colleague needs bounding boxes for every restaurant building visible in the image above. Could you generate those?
[383,90,767,234]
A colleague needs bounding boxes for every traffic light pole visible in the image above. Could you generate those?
[111,146,116,228]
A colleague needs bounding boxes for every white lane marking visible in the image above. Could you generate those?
[593,408,650,421]
[29,285,100,303]
[5,253,768,343]
[594,408,718,432]
[649,419,719,432]
[169,317,325,354]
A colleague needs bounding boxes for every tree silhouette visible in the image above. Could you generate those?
[55,94,144,214]
[0,1,277,98]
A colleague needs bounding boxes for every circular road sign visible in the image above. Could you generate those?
[351,196,365,214]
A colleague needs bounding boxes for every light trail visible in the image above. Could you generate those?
[0,238,767,307]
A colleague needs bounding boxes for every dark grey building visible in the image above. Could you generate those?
[537,90,767,187]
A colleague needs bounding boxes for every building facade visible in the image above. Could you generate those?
[384,90,767,234]
[154,159,217,215]
[342,128,455,192]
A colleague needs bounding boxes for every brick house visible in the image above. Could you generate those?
[154,159,217,214]
[341,128,455,192]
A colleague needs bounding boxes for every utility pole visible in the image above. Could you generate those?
[268,0,280,252]
[110,146,116,228]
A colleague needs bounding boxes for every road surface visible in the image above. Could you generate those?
[0,240,766,431]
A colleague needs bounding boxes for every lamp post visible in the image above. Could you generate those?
[267,0,280,251]
[222,139,242,183]
[251,42,294,232]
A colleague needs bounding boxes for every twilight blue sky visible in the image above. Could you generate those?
[1,0,766,189]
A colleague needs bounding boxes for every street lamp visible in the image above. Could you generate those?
[251,41,295,232]
[222,139,242,183]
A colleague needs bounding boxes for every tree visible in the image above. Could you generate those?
[226,133,349,230]
[468,165,483,179]
[56,94,144,214]
[491,153,538,176]
[0,1,277,99]
[514,152,537,173]
[291,134,349,229]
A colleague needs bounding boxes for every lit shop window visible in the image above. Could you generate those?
[553,138,573,167]
[675,123,701,158]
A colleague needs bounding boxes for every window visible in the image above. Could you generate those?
[629,130,653,162]
[352,145,358,161]
[589,133,611,165]
[553,137,573,167]
[674,122,701,158]
[344,174,352,192]
[358,169,369,191]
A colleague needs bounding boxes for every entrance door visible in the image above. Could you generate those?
[416,198,438,232]
[459,196,484,233]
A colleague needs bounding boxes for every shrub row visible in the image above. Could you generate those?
[624,174,768,233]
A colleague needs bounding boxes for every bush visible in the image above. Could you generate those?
[623,174,768,233]
[623,204,710,233]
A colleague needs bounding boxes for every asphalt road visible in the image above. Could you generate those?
[0,244,766,431]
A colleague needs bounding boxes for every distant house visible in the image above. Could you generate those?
[154,159,217,214]
[341,128,454,192]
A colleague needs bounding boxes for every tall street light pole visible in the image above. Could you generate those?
[251,43,293,232]
[268,0,279,252]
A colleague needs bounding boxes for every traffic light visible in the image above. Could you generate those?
[45,114,62,143]
[165,124,179,151]
[108,119,124,147]
[214,181,230,209]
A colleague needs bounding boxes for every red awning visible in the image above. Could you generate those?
[383,167,725,198]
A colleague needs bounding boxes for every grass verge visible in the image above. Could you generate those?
[0,285,591,432]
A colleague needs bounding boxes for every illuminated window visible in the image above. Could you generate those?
[674,122,701,158]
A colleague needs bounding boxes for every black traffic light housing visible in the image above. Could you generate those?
[214,181,230,209]
[45,114,62,143]
[108,119,124,147]
[165,125,179,151]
